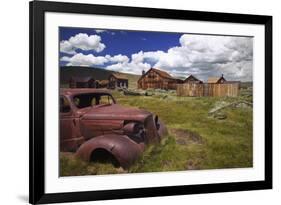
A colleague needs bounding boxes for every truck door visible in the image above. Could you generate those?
[60,96,82,151]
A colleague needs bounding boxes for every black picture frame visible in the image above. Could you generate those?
[29,0,272,204]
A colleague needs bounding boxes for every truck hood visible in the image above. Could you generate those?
[79,104,152,122]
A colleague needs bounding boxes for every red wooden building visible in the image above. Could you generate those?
[138,68,182,90]
[108,73,128,89]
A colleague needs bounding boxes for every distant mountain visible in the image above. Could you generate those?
[60,66,141,89]
[240,81,253,89]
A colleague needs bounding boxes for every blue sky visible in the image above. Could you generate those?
[59,27,253,81]
[60,27,181,59]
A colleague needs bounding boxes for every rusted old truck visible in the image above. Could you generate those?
[60,89,167,168]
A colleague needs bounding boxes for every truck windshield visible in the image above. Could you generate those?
[73,93,115,109]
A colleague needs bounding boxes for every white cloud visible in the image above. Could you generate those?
[104,51,162,74]
[60,56,71,62]
[60,33,106,54]
[60,41,76,55]
[105,54,129,63]
[104,52,151,74]
[123,34,253,81]
[61,53,130,67]
[95,29,116,35]
[95,29,106,33]
[60,53,108,67]
[105,61,151,74]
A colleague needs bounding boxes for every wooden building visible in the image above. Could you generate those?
[204,82,240,97]
[204,74,240,96]
[176,75,204,96]
[138,68,183,90]
[108,73,128,89]
[177,74,240,97]
[183,75,203,84]
[207,74,226,84]
[69,76,96,88]
[96,80,109,88]
[177,83,204,97]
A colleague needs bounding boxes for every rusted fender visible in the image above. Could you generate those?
[157,120,168,137]
[75,134,145,168]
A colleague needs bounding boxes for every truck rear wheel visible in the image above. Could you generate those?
[90,148,120,167]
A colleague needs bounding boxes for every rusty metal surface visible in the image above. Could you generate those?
[157,120,168,138]
[75,134,144,168]
[80,104,152,121]
[60,88,167,167]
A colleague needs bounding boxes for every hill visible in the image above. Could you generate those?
[60,66,140,89]
[240,81,253,89]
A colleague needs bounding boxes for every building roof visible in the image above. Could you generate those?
[207,76,226,83]
[70,76,94,82]
[151,68,175,79]
[176,79,184,83]
[184,75,203,83]
[138,68,176,82]
[97,79,109,86]
[110,73,128,80]
[207,77,220,83]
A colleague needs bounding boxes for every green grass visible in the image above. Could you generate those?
[60,152,127,176]
[60,89,253,176]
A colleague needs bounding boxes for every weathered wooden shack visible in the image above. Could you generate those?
[108,73,128,89]
[205,82,240,97]
[183,75,203,84]
[207,75,226,84]
[205,75,240,97]
[138,68,182,90]
[177,74,240,97]
[96,80,109,88]
[69,76,96,88]
[177,75,204,96]
[177,83,204,97]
